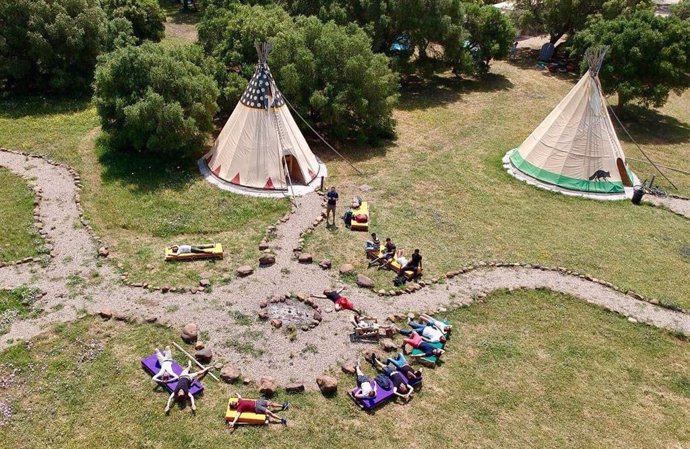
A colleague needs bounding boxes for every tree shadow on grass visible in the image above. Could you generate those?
[160,0,200,25]
[614,104,690,145]
[96,134,204,193]
[0,95,92,119]
[398,72,513,111]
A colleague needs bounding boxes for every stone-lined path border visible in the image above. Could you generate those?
[1,148,690,389]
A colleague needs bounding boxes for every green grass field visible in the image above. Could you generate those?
[306,61,690,308]
[0,168,42,263]
[1,289,689,448]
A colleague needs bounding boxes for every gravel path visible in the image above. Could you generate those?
[644,195,690,220]
[1,149,689,388]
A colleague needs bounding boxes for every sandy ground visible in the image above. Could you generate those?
[2,149,690,388]
[643,195,690,219]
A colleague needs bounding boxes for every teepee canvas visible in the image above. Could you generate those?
[200,43,325,195]
[505,47,635,198]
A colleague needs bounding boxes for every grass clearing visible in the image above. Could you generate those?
[0,168,42,263]
[2,289,690,447]
[307,60,690,308]
[0,286,42,334]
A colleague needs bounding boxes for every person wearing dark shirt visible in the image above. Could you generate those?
[400,248,422,275]
[228,393,288,427]
[383,238,396,261]
[164,361,209,414]
[326,186,339,226]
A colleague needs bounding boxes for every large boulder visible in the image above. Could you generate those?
[181,322,198,343]
[339,264,355,275]
[195,347,213,364]
[356,274,375,289]
[259,376,277,396]
[285,382,305,394]
[319,259,332,269]
[316,375,338,395]
[380,338,398,352]
[220,366,241,384]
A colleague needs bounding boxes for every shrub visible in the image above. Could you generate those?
[0,0,107,93]
[102,0,166,43]
[94,43,220,155]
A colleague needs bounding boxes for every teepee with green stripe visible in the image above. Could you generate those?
[507,47,634,196]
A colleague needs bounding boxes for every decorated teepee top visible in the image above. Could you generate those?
[507,46,634,196]
[239,43,285,110]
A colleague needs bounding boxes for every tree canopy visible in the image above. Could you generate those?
[570,10,690,113]
[94,43,220,155]
[0,0,107,93]
[101,0,166,44]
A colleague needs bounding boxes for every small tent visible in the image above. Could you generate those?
[199,43,326,197]
[504,47,637,200]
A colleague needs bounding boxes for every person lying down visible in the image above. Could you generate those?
[311,287,361,315]
[170,244,214,255]
[164,361,210,414]
[152,346,178,383]
[227,393,288,427]
[369,354,416,399]
[350,361,377,399]
[402,331,445,358]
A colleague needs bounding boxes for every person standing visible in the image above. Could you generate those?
[326,186,339,226]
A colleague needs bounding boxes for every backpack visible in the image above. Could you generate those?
[393,274,408,287]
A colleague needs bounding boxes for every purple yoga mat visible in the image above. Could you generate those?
[141,354,204,396]
[350,380,395,410]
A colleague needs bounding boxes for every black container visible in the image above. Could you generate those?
[632,188,644,205]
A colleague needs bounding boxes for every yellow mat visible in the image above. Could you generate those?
[225,398,268,425]
[350,201,369,231]
[164,243,223,261]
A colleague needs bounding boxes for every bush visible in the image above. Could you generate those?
[102,0,166,43]
[94,43,220,155]
[0,0,107,94]
[460,4,515,76]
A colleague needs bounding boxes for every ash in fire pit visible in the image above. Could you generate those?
[262,296,322,331]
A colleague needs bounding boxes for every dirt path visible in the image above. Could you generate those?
[644,195,690,220]
[1,149,689,387]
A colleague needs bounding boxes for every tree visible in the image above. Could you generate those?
[106,17,138,51]
[671,0,690,20]
[0,0,107,93]
[94,43,220,155]
[101,0,166,43]
[271,16,400,142]
[461,4,515,76]
[512,0,652,45]
[570,10,690,114]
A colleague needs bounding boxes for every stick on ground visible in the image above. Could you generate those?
[172,341,220,382]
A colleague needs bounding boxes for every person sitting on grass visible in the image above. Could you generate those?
[369,354,415,399]
[399,248,422,275]
[402,331,445,358]
[152,346,178,383]
[416,314,452,335]
[350,361,377,400]
[171,244,213,255]
[401,321,447,344]
[366,233,381,252]
[164,361,209,414]
[227,393,288,427]
[312,287,361,315]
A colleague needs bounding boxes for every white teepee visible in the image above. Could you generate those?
[504,47,637,200]
[199,43,326,197]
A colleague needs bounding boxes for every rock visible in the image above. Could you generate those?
[259,253,276,266]
[319,259,332,269]
[259,376,277,396]
[380,338,398,352]
[181,323,199,343]
[629,291,643,301]
[98,308,113,320]
[296,292,307,301]
[161,286,170,293]
[389,290,397,296]
[271,319,283,329]
[356,274,375,289]
[407,312,415,320]
[194,341,205,350]
[258,310,269,320]
[236,265,254,277]
[285,382,305,393]
[199,279,210,288]
[220,366,241,384]
[313,311,322,322]
[341,362,356,375]
[98,246,109,257]
[144,315,157,323]
[243,378,252,385]
[339,264,355,275]
[259,299,268,308]
[298,253,313,264]
[258,241,269,250]
[316,375,338,395]
[628,317,638,324]
[113,312,128,322]
[195,347,213,364]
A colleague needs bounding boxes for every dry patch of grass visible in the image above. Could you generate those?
[2,289,690,448]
